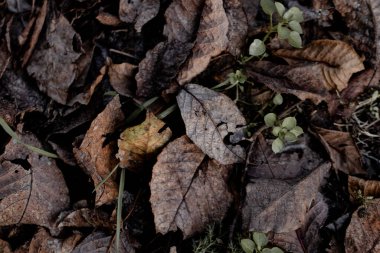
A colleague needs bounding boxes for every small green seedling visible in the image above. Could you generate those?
[240,232,283,253]
[212,70,249,102]
[354,189,374,209]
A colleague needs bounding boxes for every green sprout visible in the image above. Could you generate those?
[240,232,283,253]
[212,70,250,103]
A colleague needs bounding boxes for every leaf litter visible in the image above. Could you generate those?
[1,0,380,252]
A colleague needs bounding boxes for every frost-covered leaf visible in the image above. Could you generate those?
[0,133,69,231]
[177,0,229,84]
[242,162,330,233]
[149,136,232,238]
[119,0,160,32]
[74,96,125,206]
[116,111,172,170]
[177,84,246,164]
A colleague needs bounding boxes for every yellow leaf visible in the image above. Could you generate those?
[117,111,172,171]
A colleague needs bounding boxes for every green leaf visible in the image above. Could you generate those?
[273,93,283,105]
[272,126,282,137]
[264,113,277,127]
[249,39,266,56]
[288,31,302,48]
[269,247,284,253]
[283,7,303,22]
[288,20,303,34]
[281,117,297,130]
[284,132,297,142]
[274,2,286,17]
[253,232,268,250]
[272,137,284,153]
[240,239,255,253]
[277,25,291,40]
[290,126,303,137]
[260,0,276,15]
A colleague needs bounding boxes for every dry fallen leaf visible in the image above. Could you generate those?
[119,0,159,32]
[0,39,10,79]
[108,62,137,97]
[177,0,229,84]
[177,83,246,165]
[242,162,331,233]
[315,127,366,175]
[348,176,380,201]
[29,228,82,253]
[74,96,125,206]
[274,40,365,92]
[0,133,69,231]
[0,238,12,253]
[149,136,232,238]
[116,111,172,171]
[345,199,380,253]
[57,208,113,229]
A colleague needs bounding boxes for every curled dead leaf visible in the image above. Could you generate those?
[119,0,159,32]
[348,176,380,201]
[108,62,137,97]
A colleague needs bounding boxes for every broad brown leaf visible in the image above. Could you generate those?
[149,136,232,238]
[0,134,69,231]
[116,111,172,171]
[345,199,380,253]
[57,208,113,229]
[315,127,366,175]
[177,0,229,84]
[177,83,246,165]
[274,40,365,92]
[29,228,82,253]
[242,162,330,233]
[74,96,125,206]
[119,0,159,32]
[348,176,380,201]
[26,14,82,105]
[108,62,136,97]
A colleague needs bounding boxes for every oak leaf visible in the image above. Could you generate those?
[177,83,246,165]
[116,111,172,171]
[149,136,232,238]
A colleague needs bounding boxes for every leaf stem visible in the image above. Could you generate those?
[116,168,126,252]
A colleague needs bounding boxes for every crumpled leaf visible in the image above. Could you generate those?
[57,208,113,229]
[116,111,172,171]
[345,199,380,253]
[274,40,365,92]
[74,96,125,206]
[242,162,330,233]
[26,14,82,105]
[72,231,135,253]
[135,40,193,98]
[348,176,380,201]
[108,62,137,97]
[0,133,70,231]
[177,0,229,84]
[177,83,246,164]
[119,0,160,32]
[315,127,366,175]
[225,0,248,56]
[29,228,82,253]
[149,136,232,238]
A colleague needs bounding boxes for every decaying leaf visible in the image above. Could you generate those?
[242,162,331,233]
[116,111,172,171]
[57,208,113,229]
[74,96,125,206]
[119,0,160,32]
[29,228,82,253]
[345,199,380,253]
[135,40,192,98]
[26,13,82,104]
[177,83,246,165]
[315,127,366,175]
[0,133,69,231]
[108,62,137,97]
[0,40,10,79]
[348,176,380,201]
[177,0,229,84]
[149,136,232,238]
[274,40,365,92]
[241,0,260,35]
[0,238,12,253]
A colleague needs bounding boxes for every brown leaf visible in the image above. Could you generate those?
[135,40,192,98]
[163,0,204,43]
[345,199,380,253]
[119,0,160,32]
[26,14,81,104]
[242,162,330,233]
[74,96,125,206]
[240,0,260,35]
[116,111,172,171]
[0,40,10,79]
[0,133,70,230]
[315,127,366,175]
[177,83,246,164]
[348,176,380,201]
[274,40,365,92]
[57,208,113,229]
[177,0,229,84]
[149,136,232,238]
[29,228,82,253]
[246,134,324,181]
[0,239,12,253]
[108,62,137,97]
[96,12,122,26]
